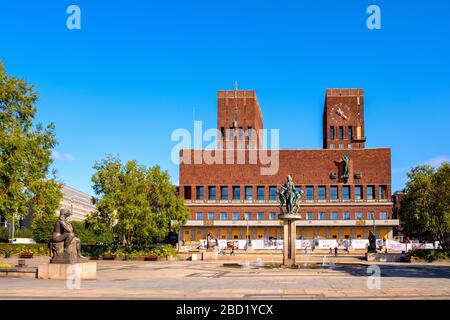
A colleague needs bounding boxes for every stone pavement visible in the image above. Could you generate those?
[1,257,450,299]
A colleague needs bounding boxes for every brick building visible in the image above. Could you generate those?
[178,88,399,243]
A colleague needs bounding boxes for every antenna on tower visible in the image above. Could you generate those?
[233,81,238,128]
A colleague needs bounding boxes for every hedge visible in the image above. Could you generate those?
[0,243,177,258]
[0,243,50,256]
[409,249,450,262]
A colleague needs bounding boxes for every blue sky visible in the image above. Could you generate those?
[1,0,449,195]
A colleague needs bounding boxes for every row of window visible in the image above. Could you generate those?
[194,211,389,221]
[185,185,388,201]
[330,126,353,140]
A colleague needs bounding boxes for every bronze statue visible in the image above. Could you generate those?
[279,175,301,214]
[50,208,85,263]
[342,154,351,179]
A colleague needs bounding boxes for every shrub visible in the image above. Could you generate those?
[15,228,33,238]
[0,244,50,256]
[410,249,450,261]
[150,244,177,257]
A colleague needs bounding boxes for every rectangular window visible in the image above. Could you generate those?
[208,186,216,200]
[330,144,335,149]
[229,128,234,139]
[348,126,353,140]
[343,212,350,220]
[331,212,338,220]
[257,186,264,200]
[339,126,344,140]
[367,186,375,200]
[195,212,203,220]
[339,144,344,149]
[379,185,387,199]
[238,127,244,140]
[306,186,314,200]
[330,127,335,140]
[380,212,388,220]
[184,186,192,200]
[220,212,227,220]
[257,212,264,220]
[342,186,350,200]
[330,186,338,200]
[368,211,375,220]
[355,186,362,200]
[244,212,252,220]
[319,212,327,220]
[232,212,240,220]
[208,212,215,220]
[307,212,314,220]
[355,212,363,220]
[269,212,277,220]
[318,186,326,200]
[196,186,204,200]
[269,186,277,201]
[221,186,228,200]
[295,186,302,194]
[233,186,240,200]
[348,144,352,149]
[245,186,253,200]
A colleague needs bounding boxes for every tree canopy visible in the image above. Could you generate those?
[86,155,188,248]
[0,62,62,227]
[399,163,450,249]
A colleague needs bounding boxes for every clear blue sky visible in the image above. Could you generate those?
[1,0,449,195]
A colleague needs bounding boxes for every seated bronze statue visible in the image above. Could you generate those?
[50,208,85,263]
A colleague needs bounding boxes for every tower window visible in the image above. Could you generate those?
[208,186,216,200]
[330,127,335,140]
[339,126,344,140]
[348,126,353,140]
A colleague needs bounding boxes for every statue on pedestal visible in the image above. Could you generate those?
[50,208,85,263]
[368,230,377,253]
[279,175,302,215]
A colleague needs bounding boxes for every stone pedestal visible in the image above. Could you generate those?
[38,262,97,280]
[279,213,302,268]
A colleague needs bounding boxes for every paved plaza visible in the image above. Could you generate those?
[1,256,450,300]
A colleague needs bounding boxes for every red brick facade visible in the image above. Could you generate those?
[178,88,398,242]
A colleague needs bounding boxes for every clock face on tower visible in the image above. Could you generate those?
[330,103,351,123]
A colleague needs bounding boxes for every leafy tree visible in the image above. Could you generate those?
[0,62,63,229]
[87,155,188,249]
[31,213,57,243]
[399,163,450,249]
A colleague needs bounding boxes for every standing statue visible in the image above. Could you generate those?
[368,230,377,253]
[279,175,300,214]
[342,154,352,179]
[50,208,85,263]
[206,232,216,250]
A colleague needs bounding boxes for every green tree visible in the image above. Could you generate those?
[88,155,188,249]
[0,62,62,232]
[399,163,450,249]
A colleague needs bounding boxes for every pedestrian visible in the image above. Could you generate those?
[334,246,338,257]
[230,248,235,256]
